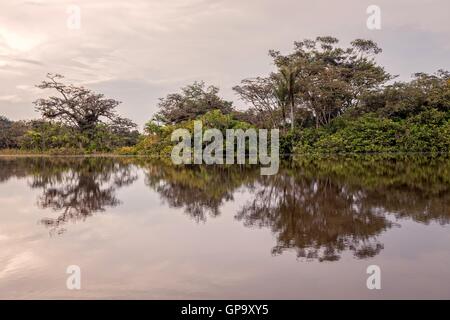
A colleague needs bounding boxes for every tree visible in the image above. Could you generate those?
[358,69,450,120]
[34,74,137,139]
[234,37,389,131]
[270,36,391,128]
[19,120,79,151]
[0,116,28,149]
[276,63,301,130]
[154,81,233,125]
[233,76,287,128]
[0,116,14,148]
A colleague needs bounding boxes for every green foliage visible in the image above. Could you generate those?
[154,82,234,125]
[144,120,164,136]
[266,37,390,129]
[19,121,79,151]
[0,117,28,149]
[398,109,450,152]
[18,120,140,153]
[294,110,450,154]
[131,110,253,156]
[279,129,302,156]
[356,70,450,120]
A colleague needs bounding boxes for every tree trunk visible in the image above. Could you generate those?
[281,106,286,128]
[290,96,295,131]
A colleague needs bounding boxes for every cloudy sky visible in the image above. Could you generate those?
[1,0,449,128]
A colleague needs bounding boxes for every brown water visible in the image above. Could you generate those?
[0,155,449,299]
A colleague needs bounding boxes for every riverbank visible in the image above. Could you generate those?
[0,149,120,157]
[1,149,449,157]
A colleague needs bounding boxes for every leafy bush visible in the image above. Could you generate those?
[18,121,140,152]
[135,110,253,157]
[294,111,450,154]
[399,109,450,152]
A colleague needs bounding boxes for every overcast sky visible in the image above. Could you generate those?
[1,0,449,128]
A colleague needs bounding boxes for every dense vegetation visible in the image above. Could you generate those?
[295,71,450,154]
[1,36,449,155]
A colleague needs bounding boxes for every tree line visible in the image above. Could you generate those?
[1,36,449,155]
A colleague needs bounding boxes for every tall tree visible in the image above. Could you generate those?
[277,63,301,130]
[34,74,136,138]
[271,36,391,128]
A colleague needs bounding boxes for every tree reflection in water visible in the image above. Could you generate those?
[142,161,259,222]
[141,155,450,261]
[0,157,137,234]
[235,172,391,261]
[0,155,449,260]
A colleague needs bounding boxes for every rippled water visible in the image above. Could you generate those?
[0,155,449,299]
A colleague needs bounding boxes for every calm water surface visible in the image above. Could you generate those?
[0,155,449,299]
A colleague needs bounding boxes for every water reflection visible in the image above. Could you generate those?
[0,155,449,260]
[235,172,391,261]
[142,161,259,222]
[293,155,450,225]
[138,155,450,261]
[0,157,137,234]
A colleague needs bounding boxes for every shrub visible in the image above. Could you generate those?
[135,110,254,157]
[294,113,449,154]
[399,110,450,152]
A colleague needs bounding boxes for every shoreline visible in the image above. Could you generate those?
[1,151,449,157]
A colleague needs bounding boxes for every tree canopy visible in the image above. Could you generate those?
[153,81,234,125]
[235,36,391,129]
[34,73,137,136]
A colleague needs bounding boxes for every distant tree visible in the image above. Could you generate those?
[0,116,13,148]
[154,81,233,125]
[34,74,137,139]
[232,108,274,129]
[0,116,28,149]
[358,69,450,120]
